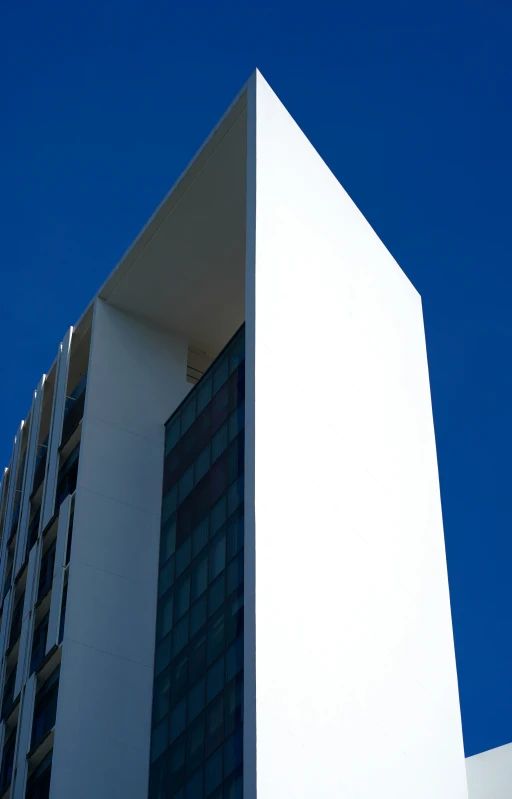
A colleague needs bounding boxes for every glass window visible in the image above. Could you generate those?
[169,697,187,743]
[225,673,243,736]
[162,486,178,525]
[210,454,228,505]
[208,610,225,667]
[208,574,225,618]
[227,507,244,561]
[213,355,229,395]
[224,770,243,799]
[179,466,194,505]
[192,518,209,558]
[211,423,228,464]
[149,754,167,799]
[174,574,190,622]
[197,376,212,414]
[186,768,203,799]
[210,496,226,537]
[228,402,244,442]
[155,633,171,678]
[171,650,189,706]
[227,476,244,517]
[206,656,224,704]
[225,637,243,684]
[205,746,223,796]
[195,445,210,485]
[176,539,192,579]
[32,666,60,749]
[189,631,207,685]
[153,324,244,790]
[158,556,174,598]
[229,333,244,374]
[205,694,224,758]
[209,530,226,582]
[182,396,196,433]
[168,734,186,791]
[172,614,189,658]
[166,417,181,455]
[161,514,177,563]
[227,552,243,596]
[190,595,207,638]
[225,590,243,647]
[151,716,168,762]
[188,677,205,723]
[211,384,229,434]
[191,550,208,603]
[187,714,205,776]
[153,670,170,725]
[157,591,173,642]
[224,728,243,778]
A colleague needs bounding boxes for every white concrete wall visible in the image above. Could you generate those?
[50,300,190,799]
[245,72,468,799]
[466,743,512,799]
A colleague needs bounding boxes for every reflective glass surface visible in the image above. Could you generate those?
[149,325,244,799]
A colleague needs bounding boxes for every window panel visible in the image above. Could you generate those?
[205,746,223,797]
[226,552,243,596]
[205,694,224,758]
[209,530,226,582]
[157,591,174,642]
[153,670,171,725]
[176,539,192,579]
[210,496,226,537]
[159,556,175,598]
[168,734,186,792]
[191,550,208,603]
[186,768,203,799]
[153,324,245,792]
[213,355,229,395]
[190,595,207,638]
[171,650,189,706]
[161,514,177,563]
[192,517,209,558]
[208,574,225,618]
[189,631,207,685]
[188,677,205,723]
[151,717,168,763]
[207,610,225,667]
[206,656,224,704]
[172,614,189,658]
[187,714,205,776]
[169,698,187,744]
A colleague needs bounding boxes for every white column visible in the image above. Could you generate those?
[14,541,42,698]
[11,673,37,799]
[41,329,73,529]
[45,495,72,655]
[0,426,24,594]
[49,300,190,799]
[14,377,45,577]
[0,588,14,663]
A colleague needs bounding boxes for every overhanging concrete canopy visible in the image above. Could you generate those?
[98,90,248,359]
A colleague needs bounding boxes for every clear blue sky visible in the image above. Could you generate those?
[1,0,510,759]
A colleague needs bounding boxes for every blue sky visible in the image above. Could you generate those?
[1,0,511,758]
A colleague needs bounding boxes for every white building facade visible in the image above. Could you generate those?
[0,71,475,799]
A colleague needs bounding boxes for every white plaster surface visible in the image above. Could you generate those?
[466,742,512,799]
[246,72,468,799]
[50,300,189,798]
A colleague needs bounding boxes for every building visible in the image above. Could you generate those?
[0,69,497,799]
